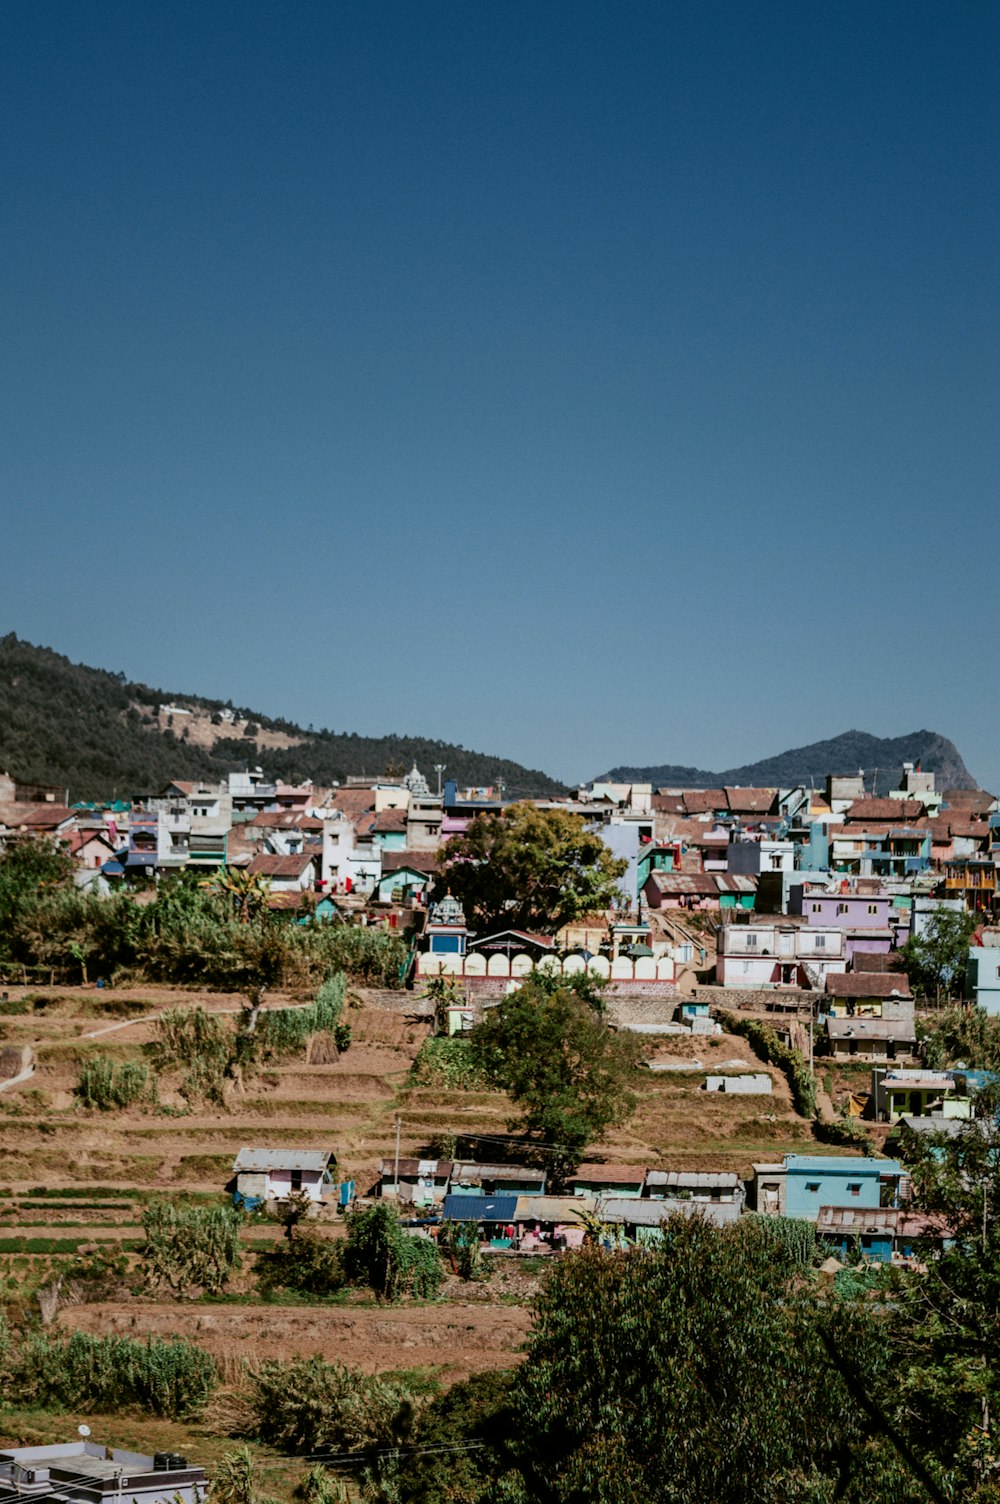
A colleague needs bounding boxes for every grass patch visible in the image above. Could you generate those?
[0,1236,142,1253]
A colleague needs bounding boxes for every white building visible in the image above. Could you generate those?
[716,922,846,988]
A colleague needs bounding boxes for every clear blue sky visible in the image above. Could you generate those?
[3,2,998,786]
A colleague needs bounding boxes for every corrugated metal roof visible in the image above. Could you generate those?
[816,1206,898,1234]
[514,1195,593,1221]
[825,1017,916,1041]
[645,1170,742,1190]
[450,1161,546,1184]
[379,1158,452,1178]
[441,1193,518,1222]
[598,1198,674,1226]
[232,1148,334,1173]
[598,1197,741,1227]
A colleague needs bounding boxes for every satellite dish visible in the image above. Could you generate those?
[78,1425,91,1438]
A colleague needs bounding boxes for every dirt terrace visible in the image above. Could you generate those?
[58,1294,531,1382]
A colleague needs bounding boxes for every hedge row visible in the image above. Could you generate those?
[717,1011,817,1118]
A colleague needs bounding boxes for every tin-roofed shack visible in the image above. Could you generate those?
[231,1147,336,1208]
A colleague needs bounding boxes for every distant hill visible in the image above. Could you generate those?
[600,729,979,794]
[0,634,566,802]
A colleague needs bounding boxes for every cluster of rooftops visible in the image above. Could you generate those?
[230,1145,953,1260]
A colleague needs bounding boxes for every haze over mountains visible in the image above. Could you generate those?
[0,635,565,802]
[601,730,979,794]
[0,635,982,803]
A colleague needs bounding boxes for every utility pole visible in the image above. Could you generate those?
[393,1114,401,1198]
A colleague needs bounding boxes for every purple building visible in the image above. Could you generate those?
[788,885,895,961]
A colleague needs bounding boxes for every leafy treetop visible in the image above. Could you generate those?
[435,803,628,935]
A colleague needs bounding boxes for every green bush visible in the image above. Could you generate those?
[0,997,30,1015]
[7,1329,215,1416]
[146,1006,232,1104]
[813,1117,875,1155]
[76,1055,153,1110]
[257,1230,345,1298]
[740,1213,815,1266]
[257,974,347,1057]
[343,1204,443,1302]
[141,1201,243,1296]
[718,1012,816,1117]
[249,1354,417,1452]
[410,1037,492,1090]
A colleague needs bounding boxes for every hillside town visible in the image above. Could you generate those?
[3,755,997,1008]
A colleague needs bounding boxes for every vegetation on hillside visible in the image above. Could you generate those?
[469,977,642,1180]
[0,633,565,800]
[0,845,406,990]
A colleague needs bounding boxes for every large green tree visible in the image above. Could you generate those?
[902,905,978,1003]
[435,803,628,935]
[469,979,641,1178]
[490,1220,913,1504]
[891,1095,1000,1488]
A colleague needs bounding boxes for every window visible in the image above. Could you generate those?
[290,1170,303,1191]
[806,1182,820,1193]
[837,903,848,915]
[848,1183,861,1197]
[868,904,878,914]
[815,934,826,949]
[811,902,821,913]
[746,934,758,948]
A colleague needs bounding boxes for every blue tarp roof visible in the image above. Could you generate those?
[442,1193,518,1222]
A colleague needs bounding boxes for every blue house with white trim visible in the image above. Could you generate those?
[752,1154,905,1222]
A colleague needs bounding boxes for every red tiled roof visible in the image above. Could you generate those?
[381,850,438,875]
[574,1163,647,1185]
[19,805,76,829]
[248,852,318,878]
[826,971,912,998]
[851,952,898,973]
[681,790,726,814]
[371,809,408,833]
[327,788,377,819]
[844,799,925,822]
[724,787,776,814]
[249,810,322,832]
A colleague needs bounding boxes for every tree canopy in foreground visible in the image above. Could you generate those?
[435,803,628,934]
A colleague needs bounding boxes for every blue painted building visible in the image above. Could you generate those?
[753,1154,906,1222]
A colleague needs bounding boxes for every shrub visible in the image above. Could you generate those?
[7,1329,215,1417]
[410,1037,492,1090]
[813,1117,875,1155]
[718,1013,816,1118]
[740,1213,815,1266]
[257,974,347,1057]
[141,1201,243,1296]
[76,1056,153,1110]
[257,1230,345,1298]
[0,997,29,1015]
[146,1006,231,1104]
[249,1354,417,1453]
[343,1204,443,1302]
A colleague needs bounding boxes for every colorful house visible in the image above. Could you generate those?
[570,1164,646,1199]
[231,1147,336,1208]
[751,1154,905,1221]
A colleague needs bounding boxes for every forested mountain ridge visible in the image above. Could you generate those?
[0,634,566,801]
[602,728,979,792]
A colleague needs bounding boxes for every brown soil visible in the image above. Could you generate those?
[57,1297,530,1381]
